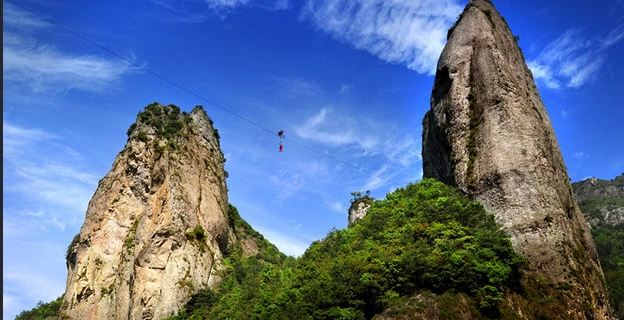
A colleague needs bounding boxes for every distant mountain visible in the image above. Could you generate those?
[573,174,624,319]
[573,174,624,227]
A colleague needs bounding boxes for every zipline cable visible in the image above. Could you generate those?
[8,0,409,188]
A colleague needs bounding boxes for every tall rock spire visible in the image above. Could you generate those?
[63,104,232,319]
[422,1,613,318]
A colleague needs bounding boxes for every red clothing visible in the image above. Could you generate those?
[279,144,284,152]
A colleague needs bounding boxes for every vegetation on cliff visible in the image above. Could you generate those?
[126,103,220,153]
[171,179,523,319]
[593,225,624,319]
[15,296,63,320]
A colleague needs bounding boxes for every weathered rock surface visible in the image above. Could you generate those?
[573,174,624,227]
[348,200,371,226]
[63,104,235,320]
[422,1,613,318]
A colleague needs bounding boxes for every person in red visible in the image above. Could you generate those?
[277,130,285,152]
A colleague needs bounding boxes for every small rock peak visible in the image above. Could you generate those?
[190,105,213,128]
[126,102,191,143]
[469,0,493,5]
[348,201,371,226]
[191,104,208,117]
[63,102,231,320]
[348,192,373,225]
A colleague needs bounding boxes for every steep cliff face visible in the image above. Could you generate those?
[63,103,234,320]
[422,1,613,318]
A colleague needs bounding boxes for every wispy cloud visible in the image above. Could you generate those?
[327,201,346,213]
[3,121,97,230]
[4,270,65,304]
[3,3,139,93]
[148,0,290,21]
[206,0,251,10]
[295,107,421,167]
[529,25,624,89]
[3,33,138,93]
[362,165,389,191]
[574,151,589,159]
[296,107,380,151]
[268,159,335,201]
[3,2,49,29]
[272,76,324,97]
[270,168,306,201]
[301,0,462,75]
[2,240,68,320]
[254,225,311,256]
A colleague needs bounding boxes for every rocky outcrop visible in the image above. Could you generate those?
[422,1,613,319]
[573,174,624,227]
[348,200,371,225]
[63,103,235,320]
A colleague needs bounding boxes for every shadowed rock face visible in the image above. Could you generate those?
[63,104,233,320]
[422,1,613,318]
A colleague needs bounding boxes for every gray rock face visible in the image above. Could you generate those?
[63,104,233,320]
[422,1,613,318]
[348,200,371,225]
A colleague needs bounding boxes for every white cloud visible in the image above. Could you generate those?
[207,0,291,11]
[527,61,560,89]
[2,2,49,29]
[3,121,97,230]
[149,0,290,21]
[362,165,389,191]
[4,270,65,303]
[206,0,251,10]
[254,225,311,256]
[328,201,345,213]
[560,109,569,118]
[529,25,624,89]
[270,168,305,201]
[338,84,353,94]
[3,33,138,93]
[4,0,139,91]
[295,107,380,151]
[574,151,588,159]
[268,159,335,201]
[602,24,624,47]
[386,136,421,167]
[272,76,324,97]
[295,107,421,166]
[302,0,462,75]
[2,240,68,320]
[3,121,57,144]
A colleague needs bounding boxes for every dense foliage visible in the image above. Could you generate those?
[128,102,191,140]
[17,180,523,319]
[593,225,624,319]
[15,296,63,320]
[172,179,523,319]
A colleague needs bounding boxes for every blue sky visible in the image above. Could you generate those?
[3,0,623,318]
